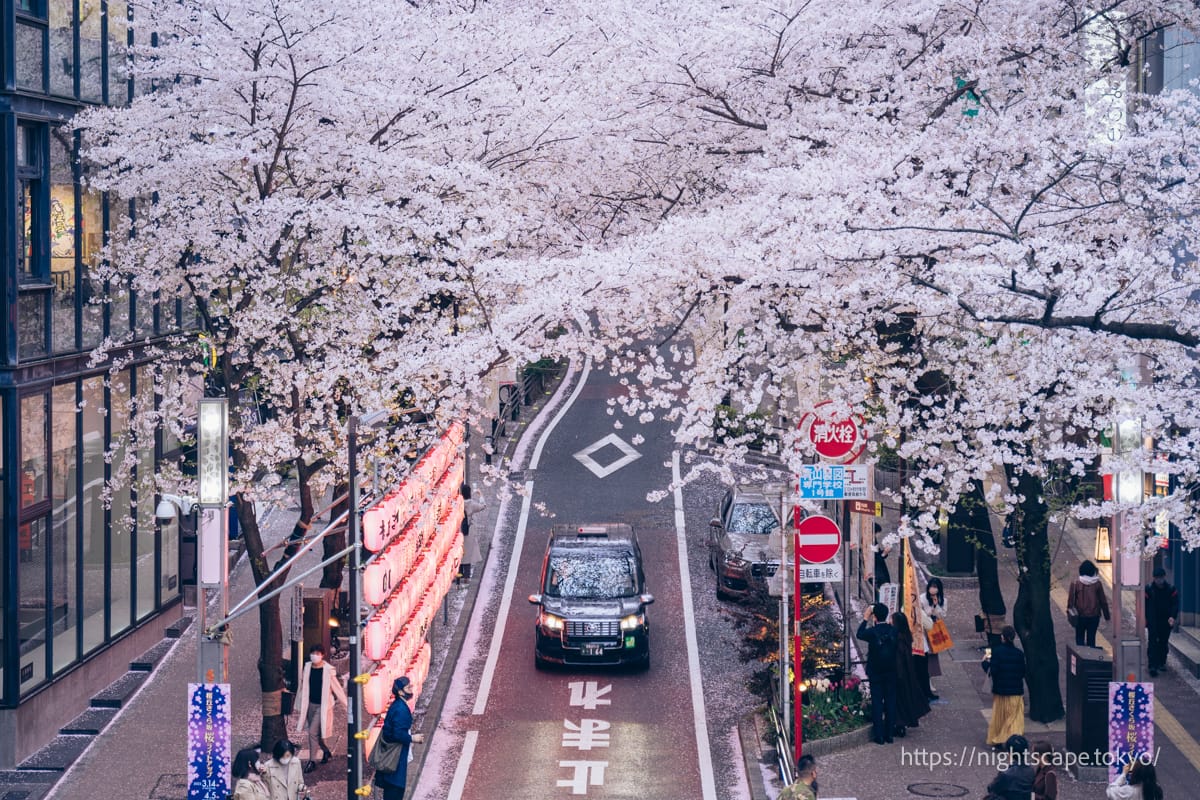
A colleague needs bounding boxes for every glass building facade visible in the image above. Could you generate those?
[2,0,193,767]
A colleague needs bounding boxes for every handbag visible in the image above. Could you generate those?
[927,617,955,654]
[369,737,405,774]
[1067,607,1079,628]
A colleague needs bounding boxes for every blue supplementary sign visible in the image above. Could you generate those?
[187,683,231,800]
[798,464,869,499]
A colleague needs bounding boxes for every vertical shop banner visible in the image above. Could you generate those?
[1108,681,1154,781]
[901,539,926,657]
[187,683,231,800]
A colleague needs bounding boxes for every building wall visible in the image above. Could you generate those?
[2,0,196,768]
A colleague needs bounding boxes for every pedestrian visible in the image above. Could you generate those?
[1031,740,1058,800]
[374,676,424,800]
[891,611,930,736]
[293,644,348,773]
[231,748,270,800]
[986,734,1035,800]
[918,576,947,699]
[1067,559,1110,648]
[778,754,817,800]
[1107,761,1163,800]
[857,601,899,745]
[1145,567,1179,677]
[983,625,1026,746]
[260,739,304,800]
[458,483,486,584]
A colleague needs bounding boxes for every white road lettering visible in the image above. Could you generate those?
[567,681,612,710]
[556,761,608,795]
[561,719,611,750]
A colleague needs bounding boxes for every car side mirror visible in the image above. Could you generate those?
[640,594,655,605]
[709,518,722,528]
[528,594,543,605]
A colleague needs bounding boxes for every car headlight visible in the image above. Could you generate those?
[538,611,565,632]
[620,613,645,631]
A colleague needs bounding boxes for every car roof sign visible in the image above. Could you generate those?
[577,525,608,534]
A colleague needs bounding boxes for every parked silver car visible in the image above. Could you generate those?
[707,488,782,601]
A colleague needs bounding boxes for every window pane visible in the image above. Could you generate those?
[81,376,106,653]
[135,368,155,618]
[1164,27,1200,94]
[80,172,105,348]
[19,517,50,694]
[16,23,46,93]
[49,0,75,97]
[51,129,77,353]
[18,291,50,360]
[108,374,131,637]
[52,383,79,671]
[78,0,103,103]
[18,179,38,285]
[20,393,49,508]
[107,1,129,105]
[108,198,131,338]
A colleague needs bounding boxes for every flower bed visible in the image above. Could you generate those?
[799,675,871,740]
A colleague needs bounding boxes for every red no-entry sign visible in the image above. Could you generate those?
[796,515,841,564]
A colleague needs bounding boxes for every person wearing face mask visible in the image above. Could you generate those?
[231,748,270,800]
[293,644,348,773]
[261,739,304,800]
[1145,567,1179,677]
[373,676,424,800]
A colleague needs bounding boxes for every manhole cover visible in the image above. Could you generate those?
[907,784,969,798]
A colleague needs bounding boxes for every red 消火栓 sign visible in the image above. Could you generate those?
[799,401,865,463]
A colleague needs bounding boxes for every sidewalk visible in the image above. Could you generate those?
[33,376,559,800]
[775,519,1200,799]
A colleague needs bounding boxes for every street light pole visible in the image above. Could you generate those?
[196,397,230,684]
[347,415,363,800]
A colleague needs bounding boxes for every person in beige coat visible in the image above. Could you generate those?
[293,645,348,772]
[259,739,305,800]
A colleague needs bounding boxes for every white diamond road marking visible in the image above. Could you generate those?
[573,433,642,479]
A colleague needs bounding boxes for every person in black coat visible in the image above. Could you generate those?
[857,602,899,745]
[1145,567,1179,676]
[891,611,930,735]
[987,734,1036,800]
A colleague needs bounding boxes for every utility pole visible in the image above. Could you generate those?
[1112,409,1146,683]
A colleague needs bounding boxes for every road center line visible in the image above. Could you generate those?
[674,450,718,800]
[446,729,479,800]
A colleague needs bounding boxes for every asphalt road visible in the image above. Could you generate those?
[418,358,718,800]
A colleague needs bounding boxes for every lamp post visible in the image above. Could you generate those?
[348,409,390,800]
[197,398,230,684]
[1112,409,1145,683]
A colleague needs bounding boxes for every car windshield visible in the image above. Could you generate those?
[545,552,638,599]
[727,502,779,535]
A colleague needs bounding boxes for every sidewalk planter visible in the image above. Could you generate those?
[800,722,874,757]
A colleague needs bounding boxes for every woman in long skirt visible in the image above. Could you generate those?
[983,625,1027,746]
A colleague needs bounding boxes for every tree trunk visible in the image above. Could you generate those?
[1012,470,1065,723]
[321,481,348,593]
[956,480,1006,629]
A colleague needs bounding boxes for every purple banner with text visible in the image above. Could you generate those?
[1108,681,1154,781]
[187,682,231,800]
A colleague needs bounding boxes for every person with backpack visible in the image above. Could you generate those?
[1068,560,1110,648]
[983,625,1027,746]
[857,602,899,745]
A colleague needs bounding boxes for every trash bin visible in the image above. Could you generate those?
[1065,643,1110,780]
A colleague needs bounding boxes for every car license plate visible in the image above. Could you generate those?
[581,643,603,656]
